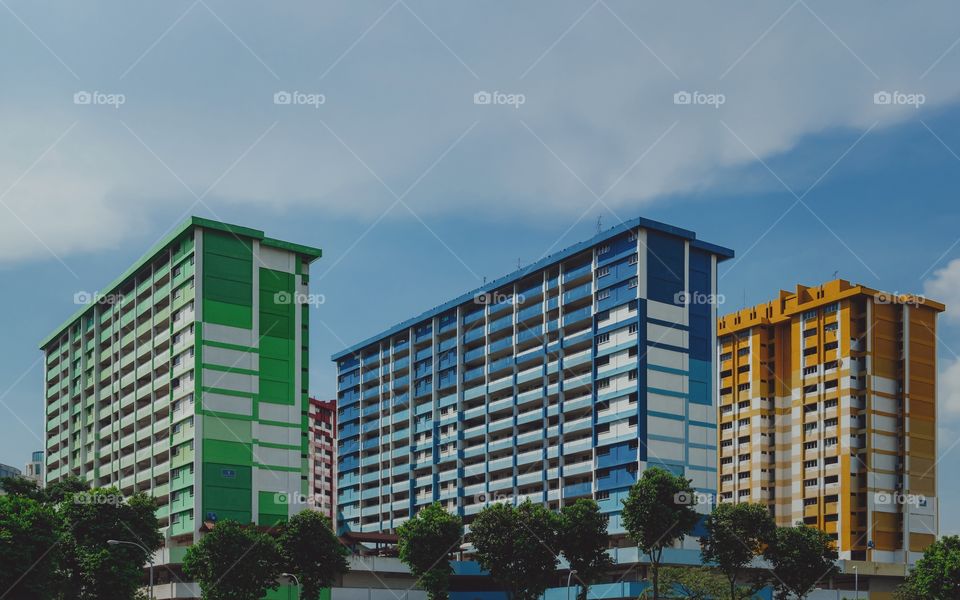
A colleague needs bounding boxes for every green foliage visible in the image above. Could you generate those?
[656,567,730,600]
[0,475,45,500]
[278,510,350,600]
[0,474,90,504]
[895,535,960,599]
[621,467,700,599]
[558,498,613,600]
[763,523,838,600]
[44,475,90,503]
[184,519,283,600]
[397,502,465,600]
[0,493,61,599]
[470,500,560,600]
[700,502,775,599]
[58,488,164,600]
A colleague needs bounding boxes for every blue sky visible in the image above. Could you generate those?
[2,0,960,533]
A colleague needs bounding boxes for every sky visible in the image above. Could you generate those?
[2,0,960,532]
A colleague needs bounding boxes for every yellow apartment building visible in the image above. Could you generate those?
[717,280,941,568]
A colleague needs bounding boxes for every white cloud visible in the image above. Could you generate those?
[4,1,960,263]
[939,357,960,422]
[925,258,960,323]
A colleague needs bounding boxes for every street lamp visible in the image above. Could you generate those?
[282,572,301,599]
[107,539,154,600]
[566,569,578,600]
[853,565,858,600]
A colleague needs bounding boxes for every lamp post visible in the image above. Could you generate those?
[282,572,301,599]
[566,569,578,600]
[107,539,153,600]
[853,565,858,600]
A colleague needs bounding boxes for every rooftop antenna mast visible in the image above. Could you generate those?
[596,216,603,234]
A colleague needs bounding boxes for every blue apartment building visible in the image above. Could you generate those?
[332,217,734,565]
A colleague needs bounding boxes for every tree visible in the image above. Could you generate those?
[558,498,613,600]
[700,502,775,599]
[278,510,350,600]
[58,487,164,600]
[184,519,283,600]
[763,523,838,600]
[44,475,90,503]
[0,474,88,503]
[470,500,560,600]
[397,502,464,600]
[895,535,960,599]
[655,567,730,600]
[621,467,700,599]
[0,493,61,598]
[0,475,45,500]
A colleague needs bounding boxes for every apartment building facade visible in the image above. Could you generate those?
[309,397,337,522]
[333,217,733,564]
[717,280,941,567]
[25,450,44,485]
[40,217,320,585]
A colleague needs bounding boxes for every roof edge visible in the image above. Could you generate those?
[332,217,734,360]
[40,217,321,349]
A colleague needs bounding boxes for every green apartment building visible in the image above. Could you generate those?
[40,217,321,592]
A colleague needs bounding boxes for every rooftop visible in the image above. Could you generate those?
[717,279,946,335]
[332,215,734,360]
[39,216,323,349]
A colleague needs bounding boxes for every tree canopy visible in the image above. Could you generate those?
[398,502,465,600]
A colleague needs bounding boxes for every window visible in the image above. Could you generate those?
[803,328,817,338]
[628,231,637,241]
[824,322,838,332]
[804,460,817,468]
[720,352,732,361]
[628,323,639,334]
[596,333,610,345]
[628,253,638,265]
[598,289,611,301]
[628,369,638,381]
[597,245,610,255]
[597,267,610,278]
[825,341,838,351]
[597,378,610,389]
[628,277,638,288]
[803,310,817,321]
[738,347,749,356]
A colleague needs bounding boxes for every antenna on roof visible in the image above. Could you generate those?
[596,216,603,234]
[483,276,487,284]
[833,270,839,279]
[518,258,522,270]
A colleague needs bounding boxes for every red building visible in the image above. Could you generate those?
[308,398,337,523]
